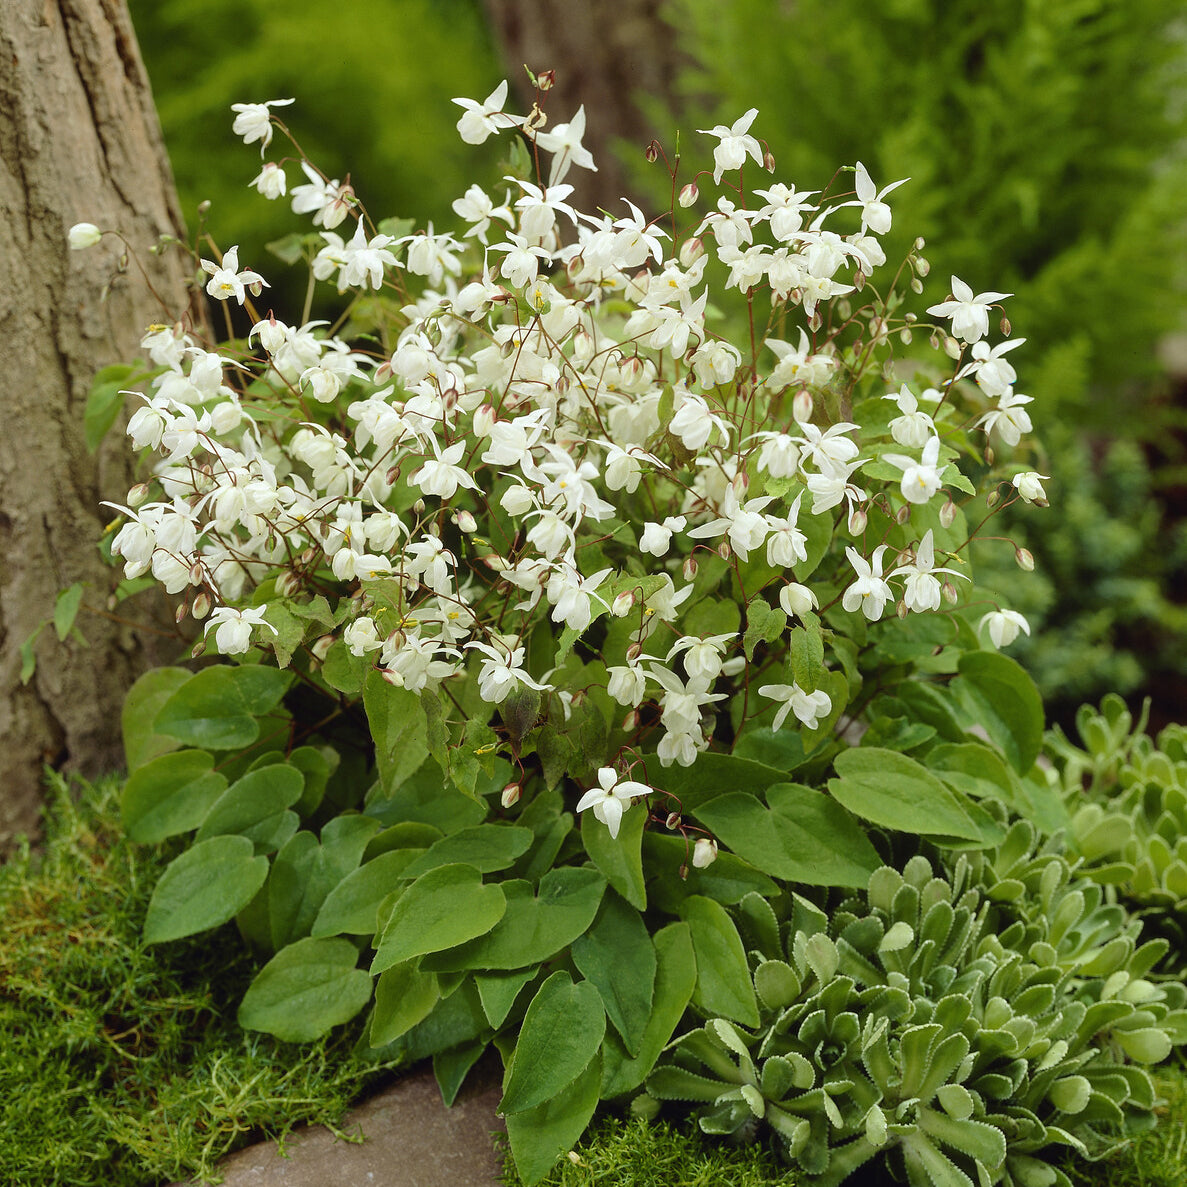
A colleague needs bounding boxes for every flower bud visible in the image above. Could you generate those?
[942,581,959,605]
[483,554,509,572]
[692,837,718,868]
[666,812,682,830]
[175,598,189,624]
[188,559,204,585]
[612,590,636,617]
[909,278,923,296]
[896,598,908,619]
[682,555,698,582]
[380,667,405,687]
[644,141,660,163]
[914,256,930,277]
[984,446,995,467]
[127,482,150,508]
[190,638,207,659]
[1000,316,1012,337]
[626,642,643,663]
[1015,546,1035,572]
[986,489,1000,509]
[68,222,102,250]
[915,236,926,251]
[764,150,776,172]
[939,498,957,528]
[678,182,699,208]
[944,335,961,360]
[501,782,522,809]
[192,591,211,620]
[412,498,426,515]
[311,633,335,661]
[454,509,478,533]
[896,504,911,525]
[717,540,731,561]
[678,236,705,267]
[730,470,749,498]
[535,68,556,91]
[848,507,867,535]
[622,709,640,731]
[793,388,813,424]
[276,571,301,597]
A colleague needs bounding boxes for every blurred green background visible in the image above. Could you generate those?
[130,0,1187,726]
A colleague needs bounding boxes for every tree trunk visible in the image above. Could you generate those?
[483,0,686,213]
[0,0,196,847]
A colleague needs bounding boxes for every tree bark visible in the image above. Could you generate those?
[483,0,686,213]
[0,0,196,846]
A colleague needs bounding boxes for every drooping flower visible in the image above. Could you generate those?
[205,605,278,655]
[843,545,893,621]
[698,108,764,183]
[927,276,1012,344]
[230,98,294,151]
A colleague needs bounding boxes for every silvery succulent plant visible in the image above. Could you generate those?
[644,826,1187,1187]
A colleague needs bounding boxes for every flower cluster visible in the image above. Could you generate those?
[90,87,1045,841]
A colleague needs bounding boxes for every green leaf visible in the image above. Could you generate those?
[401,825,533,879]
[422,867,606,972]
[829,748,993,842]
[581,800,646,909]
[363,671,430,795]
[321,639,368,695]
[601,923,697,1098]
[648,751,786,812]
[681,896,759,1027]
[505,1053,601,1186]
[369,963,440,1047]
[694,784,880,887]
[370,864,507,974]
[290,745,335,815]
[121,750,228,843]
[475,967,539,1029]
[500,971,606,1115]
[952,651,1044,773]
[572,893,655,1056]
[53,583,85,642]
[644,832,778,912]
[788,616,825,691]
[312,849,423,937]
[268,832,323,949]
[238,937,372,1042]
[743,598,787,661]
[122,667,191,771]
[83,363,137,452]
[154,665,292,751]
[364,759,487,835]
[144,835,268,943]
[18,628,40,685]
[195,763,304,851]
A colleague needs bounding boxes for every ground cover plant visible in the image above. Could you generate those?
[659,0,1187,721]
[0,773,396,1186]
[66,76,1187,1184]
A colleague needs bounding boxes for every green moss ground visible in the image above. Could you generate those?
[0,774,398,1186]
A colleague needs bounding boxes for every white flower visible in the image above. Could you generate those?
[640,516,686,557]
[927,276,1012,344]
[978,388,1033,447]
[849,162,907,235]
[881,436,948,505]
[607,664,647,707]
[68,222,102,250]
[692,838,718,869]
[230,97,294,151]
[779,583,818,619]
[452,80,523,145]
[575,767,650,839]
[843,545,892,621]
[698,107,763,183]
[411,439,479,500]
[533,105,598,185]
[467,640,551,704]
[884,385,934,449]
[891,530,967,613]
[757,682,832,731]
[1012,471,1050,505]
[249,162,287,200]
[205,606,278,655]
[200,246,268,304]
[979,609,1030,649]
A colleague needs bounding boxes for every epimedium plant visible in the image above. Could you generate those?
[74,76,1069,1182]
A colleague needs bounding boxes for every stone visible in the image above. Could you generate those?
[176,1060,506,1187]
